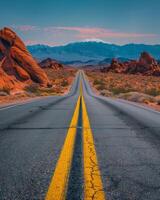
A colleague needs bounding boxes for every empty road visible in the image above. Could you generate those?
[0,71,160,200]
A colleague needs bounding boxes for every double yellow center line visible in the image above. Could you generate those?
[45,83,106,200]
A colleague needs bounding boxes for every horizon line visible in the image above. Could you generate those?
[26,41,160,47]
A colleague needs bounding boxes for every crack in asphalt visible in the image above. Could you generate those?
[84,130,105,200]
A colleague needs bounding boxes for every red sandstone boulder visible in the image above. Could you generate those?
[139,52,157,66]
[0,27,50,92]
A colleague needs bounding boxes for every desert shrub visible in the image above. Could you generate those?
[61,79,69,87]
[93,79,104,85]
[25,83,40,94]
[145,88,160,96]
[100,90,113,96]
[110,87,133,95]
[93,79,106,90]
[25,83,58,96]
[96,84,106,90]
[0,87,11,95]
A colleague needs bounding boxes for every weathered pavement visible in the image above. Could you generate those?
[0,71,160,200]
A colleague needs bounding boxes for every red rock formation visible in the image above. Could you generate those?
[39,58,63,70]
[0,27,50,92]
[105,52,160,76]
[104,58,128,73]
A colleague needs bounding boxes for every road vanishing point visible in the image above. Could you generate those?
[0,71,160,200]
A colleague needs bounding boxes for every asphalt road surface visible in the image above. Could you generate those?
[0,71,160,200]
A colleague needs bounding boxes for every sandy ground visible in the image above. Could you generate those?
[85,70,160,112]
[0,68,77,107]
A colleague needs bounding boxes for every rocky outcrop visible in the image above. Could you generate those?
[104,52,160,76]
[129,52,160,76]
[39,58,63,70]
[103,58,128,73]
[0,27,50,92]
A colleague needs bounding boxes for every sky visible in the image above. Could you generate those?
[1,0,160,46]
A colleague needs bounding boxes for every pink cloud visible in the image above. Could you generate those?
[10,25,158,45]
[56,26,157,39]
[24,39,39,45]
[11,25,157,39]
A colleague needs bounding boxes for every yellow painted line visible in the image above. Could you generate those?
[82,94,106,200]
[45,96,81,200]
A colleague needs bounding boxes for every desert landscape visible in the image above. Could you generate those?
[1,27,160,112]
[0,27,77,105]
[1,1,160,200]
[85,51,160,111]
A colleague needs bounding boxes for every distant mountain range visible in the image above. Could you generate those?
[27,42,160,65]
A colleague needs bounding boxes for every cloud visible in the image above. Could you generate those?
[10,25,158,45]
[24,39,60,46]
[56,26,157,39]
[11,25,39,31]
[12,25,156,39]
[24,39,40,45]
